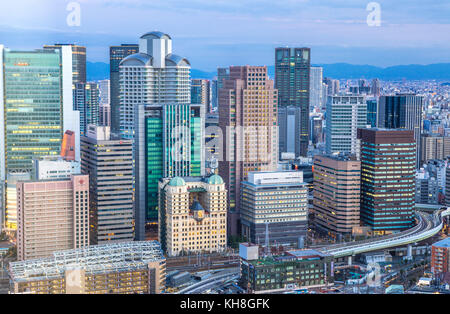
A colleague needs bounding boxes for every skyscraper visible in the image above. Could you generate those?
[278,106,302,157]
[134,103,205,240]
[43,44,86,84]
[378,94,424,166]
[219,66,278,235]
[313,154,361,236]
[0,45,80,229]
[366,97,378,128]
[109,44,139,134]
[371,78,381,97]
[326,95,368,158]
[191,79,211,113]
[359,129,416,234]
[275,48,311,157]
[310,67,324,111]
[81,125,134,244]
[73,82,100,136]
[119,32,191,139]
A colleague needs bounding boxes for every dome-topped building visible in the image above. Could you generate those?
[169,177,186,187]
[208,174,224,185]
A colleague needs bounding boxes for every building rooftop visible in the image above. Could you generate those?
[433,237,450,248]
[9,242,165,282]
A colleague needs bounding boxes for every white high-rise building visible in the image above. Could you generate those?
[310,67,324,111]
[119,32,191,139]
[326,95,368,159]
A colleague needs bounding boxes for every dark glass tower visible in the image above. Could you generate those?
[109,44,139,134]
[377,94,424,166]
[73,82,100,136]
[359,128,416,234]
[275,47,311,157]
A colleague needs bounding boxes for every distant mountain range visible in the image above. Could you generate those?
[87,61,450,82]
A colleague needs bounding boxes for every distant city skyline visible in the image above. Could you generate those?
[1,0,450,71]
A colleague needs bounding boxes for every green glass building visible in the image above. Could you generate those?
[2,49,63,174]
[135,103,204,240]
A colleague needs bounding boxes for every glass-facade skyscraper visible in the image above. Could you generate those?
[119,32,191,139]
[359,128,416,234]
[134,103,205,240]
[73,82,100,136]
[0,45,79,230]
[378,94,424,167]
[275,47,311,157]
[109,44,139,134]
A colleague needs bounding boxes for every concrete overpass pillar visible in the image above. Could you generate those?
[348,256,352,266]
[407,244,413,261]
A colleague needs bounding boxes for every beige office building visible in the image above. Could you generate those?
[9,242,166,294]
[313,154,361,235]
[420,134,450,166]
[159,175,227,257]
[81,125,134,244]
[16,175,89,261]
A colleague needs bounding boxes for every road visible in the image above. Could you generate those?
[319,209,450,258]
[176,268,240,294]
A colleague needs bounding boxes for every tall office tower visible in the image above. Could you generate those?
[16,174,89,261]
[240,171,308,247]
[99,104,111,127]
[217,67,230,90]
[98,79,110,105]
[310,67,324,111]
[378,94,424,167]
[325,95,368,158]
[415,169,439,205]
[191,79,211,113]
[205,113,220,173]
[278,106,301,157]
[311,115,324,145]
[420,134,450,166]
[81,125,134,244]
[73,82,100,136]
[0,45,80,229]
[275,48,311,157]
[119,32,191,139]
[109,44,139,133]
[158,175,227,257]
[33,156,81,180]
[218,66,278,236]
[44,44,86,84]
[324,77,340,96]
[371,78,381,97]
[366,97,378,128]
[214,68,230,111]
[134,103,205,240]
[359,129,416,234]
[313,154,361,236]
[9,242,166,294]
[211,80,218,110]
[98,79,111,127]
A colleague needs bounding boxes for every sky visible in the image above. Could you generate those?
[0,0,449,71]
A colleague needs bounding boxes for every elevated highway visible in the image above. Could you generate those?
[319,209,450,259]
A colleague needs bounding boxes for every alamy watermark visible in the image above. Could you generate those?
[367,2,381,27]
[67,2,81,27]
